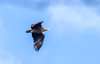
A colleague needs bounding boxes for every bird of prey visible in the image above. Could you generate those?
[26,21,49,51]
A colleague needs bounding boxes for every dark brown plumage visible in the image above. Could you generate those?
[26,21,49,51]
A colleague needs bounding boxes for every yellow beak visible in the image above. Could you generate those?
[46,28,49,30]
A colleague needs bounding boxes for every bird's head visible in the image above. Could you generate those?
[43,28,49,31]
[26,30,33,33]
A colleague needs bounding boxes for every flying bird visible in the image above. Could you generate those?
[26,21,49,51]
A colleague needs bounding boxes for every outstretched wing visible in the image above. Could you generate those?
[32,33,45,51]
[31,21,44,29]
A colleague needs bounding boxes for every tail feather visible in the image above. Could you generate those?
[33,39,41,48]
[33,39,42,51]
[35,44,42,51]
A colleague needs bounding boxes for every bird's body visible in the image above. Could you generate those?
[26,21,49,51]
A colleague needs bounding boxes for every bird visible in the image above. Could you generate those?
[26,21,49,51]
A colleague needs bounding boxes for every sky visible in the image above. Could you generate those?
[0,0,100,64]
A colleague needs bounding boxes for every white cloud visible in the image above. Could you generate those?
[47,5,100,34]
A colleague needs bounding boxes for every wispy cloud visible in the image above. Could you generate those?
[47,4,100,34]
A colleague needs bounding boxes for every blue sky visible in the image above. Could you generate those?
[0,0,100,64]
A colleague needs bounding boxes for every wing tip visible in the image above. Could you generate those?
[40,21,44,23]
[35,49,39,51]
